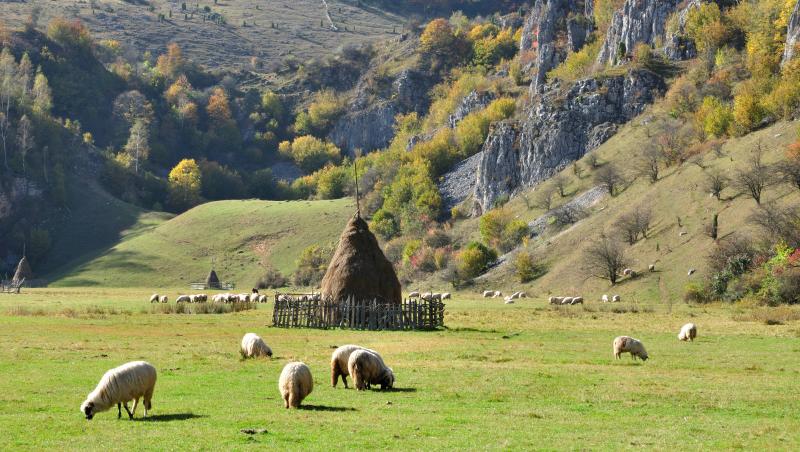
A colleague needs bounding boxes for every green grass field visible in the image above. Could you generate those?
[1,289,799,450]
[48,198,356,288]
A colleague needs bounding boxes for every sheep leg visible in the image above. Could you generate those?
[283,393,290,409]
[117,403,122,419]
[123,402,133,419]
[131,398,139,418]
[342,375,348,389]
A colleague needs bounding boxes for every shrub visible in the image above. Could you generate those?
[547,38,602,82]
[292,244,333,286]
[456,241,497,279]
[513,250,541,283]
[684,283,712,303]
[695,96,733,139]
[256,266,287,289]
[424,229,451,249]
[294,89,345,136]
[279,136,341,173]
[371,209,400,240]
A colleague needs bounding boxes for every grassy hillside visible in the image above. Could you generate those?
[49,198,356,288]
[445,116,800,305]
[0,0,405,72]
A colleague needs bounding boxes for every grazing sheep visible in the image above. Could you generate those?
[176,295,190,303]
[159,295,168,303]
[494,291,503,297]
[431,293,442,301]
[518,292,527,298]
[149,294,160,303]
[504,299,515,304]
[561,297,574,305]
[612,295,621,302]
[80,361,157,420]
[408,291,420,298]
[623,268,633,276]
[678,323,697,342]
[212,294,224,303]
[602,294,609,303]
[571,297,584,305]
[613,336,649,361]
[549,296,564,305]
[510,292,521,299]
[348,349,395,391]
[687,269,696,276]
[259,294,268,303]
[240,333,272,358]
[239,294,251,303]
[252,288,259,294]
[483,291,494,298]
[279,362,313,408]
[679,231,688,236]
[441,292,451,300]
[648,264,655,272]
[190,295,200,303]
[330,344,385,388]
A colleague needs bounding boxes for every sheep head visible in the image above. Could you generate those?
[81,401,95,420]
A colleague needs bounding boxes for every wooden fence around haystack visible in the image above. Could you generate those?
[272,294,445,331]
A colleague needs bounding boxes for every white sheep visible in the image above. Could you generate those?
[613,336,648,361]
[504,299,515,304]
[678,323,697,342]
[238,294,251,303]
[441,292,451,300]
[279,362,313,408]
[571,297,584,304]
[259,294,268,303]
[159,295,168,303]
[648,264,655,272]
[623,268,633,276]
[602,294,609,303]
[348,349,395,391]
[687,269,696,276]
[518,292,527,298]
[561,297,574,305]
[176,295,190,303]
[549,296,564,305]
[612,295,621,302]
[482,291,493,298]
[240,333,272,358]
[212,294,226,303]
[330,344,383,388]
[149,294,160,303]
[80,361,157,420]
[494,291,503,297]
[408,291,420,298]
[190,295,201,303]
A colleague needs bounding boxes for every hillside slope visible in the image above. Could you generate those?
[464,116,799,305]
[49,198,356,288]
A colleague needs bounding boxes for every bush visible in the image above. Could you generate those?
[294,89,345,136]
[684,283,712,303]
[424,229,451,249]
[513,250,541,283]
[292,244,333,286]
[256,267,287,289]
[371,209,400,240]
[456,241,497,279]
[279,136,341,173]
[695,96,733,139]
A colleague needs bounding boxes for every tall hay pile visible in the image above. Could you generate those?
[206,269,221,289]
[12,256,32,283]
[320,214,402,304]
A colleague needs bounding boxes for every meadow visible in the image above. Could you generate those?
[1,288,799,450]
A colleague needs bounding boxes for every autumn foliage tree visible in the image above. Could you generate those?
[168,158,202,211]
[419,18,471,70]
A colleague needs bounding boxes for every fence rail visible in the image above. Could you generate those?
[272,294,445,331]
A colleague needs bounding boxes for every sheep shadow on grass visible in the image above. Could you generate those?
[138,413,206,422]
[383,387,416,393]
[298,405,355,412]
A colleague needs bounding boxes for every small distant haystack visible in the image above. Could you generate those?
[321,214,401,304]
[206,269,221,289]
[12,256,32,283]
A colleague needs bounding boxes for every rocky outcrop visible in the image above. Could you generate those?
[448,90,495,129]
[520,0,594,93]
[783,0,800,66]
[329,69,434,155]
[663,0,704,61]
[597,0,682,66]
[473,69,666,214]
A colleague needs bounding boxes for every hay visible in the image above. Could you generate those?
[206,269,221,289]
[320,214,402,304]
[12,256,32,283]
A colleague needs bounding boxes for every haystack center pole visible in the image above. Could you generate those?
[353,151,361,217]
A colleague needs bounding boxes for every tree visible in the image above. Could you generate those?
[513,250,540,283]
[31,69,52,116]
[155,43,186,80]
[636,144,661,183]
[703,169,728,200]
[168,158,202,211]
[583,235,629,285]
[16,115,33,178]
[0,112,8,170]
[16,53,33,102]
[733,146,772,204]
[419,18,470,70]
[594,164,624,196]
[113,90,153,142]
[749,203,800,248]
[124,120,150,174]
[779,143,800,190]
[278,136,341,173]
[456,241,497,279]
[552,174,568,197]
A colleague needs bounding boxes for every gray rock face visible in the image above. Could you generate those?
[783,0,800,66]
[448,90,495,129]
[520,0,594,93]
[663,0,704,61]
[329,69,434,156]
[473,69,666,214]
[597,0,682,66]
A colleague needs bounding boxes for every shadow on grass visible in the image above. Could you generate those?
[298,405,355,412]
[384,387,417,393]
[138,413,206,422]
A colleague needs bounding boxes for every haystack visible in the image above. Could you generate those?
[12,256,32,283]
[320,214,402,304]
[205,269,221,289]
